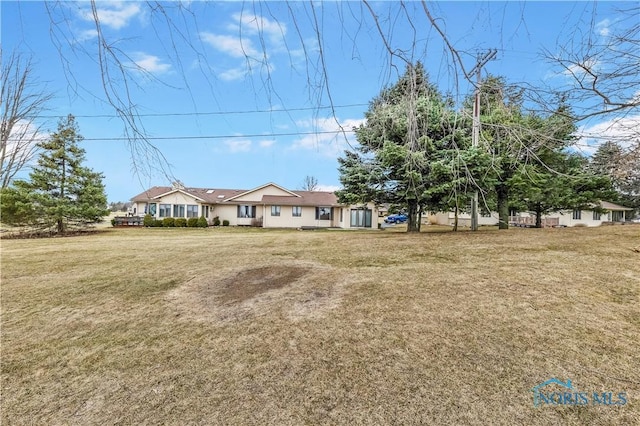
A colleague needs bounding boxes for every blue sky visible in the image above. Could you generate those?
[2,1,637,202]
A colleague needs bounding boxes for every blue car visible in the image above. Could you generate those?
[384,214,408,224]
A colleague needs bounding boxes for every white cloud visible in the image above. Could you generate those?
[224,139,252,153]
[200,33,259,58]
[219,67,246,82]
[316,184,341,192]
[129,52,171,74]
[576,114,640,155]
[79,2,142,30]
[259,140,275,148]
[290,117,364,158]
[76,29,98,42]
[596,19,611,37]
[229,13,286,46]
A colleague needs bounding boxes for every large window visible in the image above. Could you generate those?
[612,211,624,222]
[146,203,157,215]
[271,205,281,216]
[593,211,601,220]
[159,204,171,217]
[572,209,582,220]
[237,205,256,218]
[316,206,332,220]
[350,208,372,228]
[187,205,198,218]
[292,206,302,217]
[173,204,185,217]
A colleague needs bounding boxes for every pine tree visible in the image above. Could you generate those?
[1,115,108,234]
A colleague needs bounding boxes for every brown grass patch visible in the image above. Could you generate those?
[167,261,349,323]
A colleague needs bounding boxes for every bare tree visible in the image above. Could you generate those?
[300,175,318,191]
[1,51,52,188]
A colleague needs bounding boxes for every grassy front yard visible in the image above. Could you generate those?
[2,225,639,424]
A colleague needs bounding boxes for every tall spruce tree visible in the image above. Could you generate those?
[337,62,474,232]
[1,115,108,234]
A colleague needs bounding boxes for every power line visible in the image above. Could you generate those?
[31,103,369,119]
[13,129,356,143]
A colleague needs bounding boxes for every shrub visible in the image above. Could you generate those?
[174,218,187,227]
[222,220,230,226]
[111,218,116,227]
[162,217,175,227]
[153,219,163,227]
[213,216,221,226]
[143,214,154,227]
[197,216,208,228]
[187,217,199,227]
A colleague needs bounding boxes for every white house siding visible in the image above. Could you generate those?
[229,186,295,203]
[211,204,243,226]
[547,210,605,227]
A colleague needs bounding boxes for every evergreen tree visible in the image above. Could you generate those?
[337,63,472,232]
[1,115,108,233]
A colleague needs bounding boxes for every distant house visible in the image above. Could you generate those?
[538,201,634,227]
[427,201,634,228]
[130,182,378,229]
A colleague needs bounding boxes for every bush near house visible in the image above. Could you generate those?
[162,218,175,227]
[213,216,221,226]
[222,220,230,226]
[143,214,154,227]
[174,218,187,227]
[197,216,208,228]
[187,218,199,227]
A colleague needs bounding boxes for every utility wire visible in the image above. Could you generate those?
[12,129,357,143]
[31,103,369,119]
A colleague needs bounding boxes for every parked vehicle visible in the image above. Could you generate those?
[384,214,408,224]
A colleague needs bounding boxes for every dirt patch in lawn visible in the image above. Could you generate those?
[218,265,311,303]
[167,262,348,323]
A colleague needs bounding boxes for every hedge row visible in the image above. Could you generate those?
[143,214,208,228]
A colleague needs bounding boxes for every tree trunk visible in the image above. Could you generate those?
[407,200,420,233]
[497,184,509,230]
[453,205,458,231]
[535,203,542,228]
[57,217,64,234]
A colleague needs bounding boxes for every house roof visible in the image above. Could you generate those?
[601,200,634,211]
[263,191,339,206]
[224,182,300,202]
[131,185,341,206]
[130,186,246,203]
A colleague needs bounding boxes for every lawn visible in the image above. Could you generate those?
[2,225,639,425]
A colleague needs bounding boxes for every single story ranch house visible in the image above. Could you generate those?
[130,182,378,229]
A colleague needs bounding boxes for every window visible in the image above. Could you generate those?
[187,205,198,218]
[612,211,624,222]
[292,206,302,217]
[237,205,256,218]
[202,205,209,218]
[173,204,185,217]
[159,204,171,217]
[316,207,332,220]
[271,205,281,216]
[340,208,343,222]
[572,209,581,220]
[350,208,372,228]
[593,211,601,221]
[148,203,157,216]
